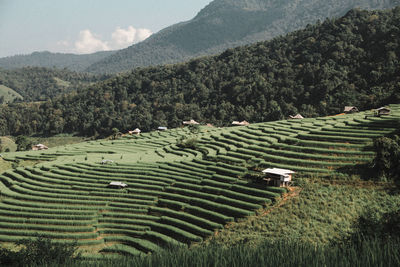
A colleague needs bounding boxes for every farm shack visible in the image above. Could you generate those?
[129,128,141,135]
[108,181,128,189]
[231,120,250,126]
[344,106,359,113]
[376,107,391,116]
[100,159,114,165]
[183,119,199,125]
[32,144,48,151]
[262,168,295,187]
[289,114,304,119]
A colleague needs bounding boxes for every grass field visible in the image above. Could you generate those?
[0,104,399,258]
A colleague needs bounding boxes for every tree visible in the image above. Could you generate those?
[111,127,119,140]
[188,124,200,134]
[15,135,32,151]
[0,236,80,266]
[371,135,400,186]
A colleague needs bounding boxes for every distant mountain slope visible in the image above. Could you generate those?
[0,51,115,72]
[0,7,399,136]
[86,0,400,73]
[0,67,110,102]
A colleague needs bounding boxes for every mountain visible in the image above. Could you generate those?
[0,51,115,72]
[85,0,400,73]
[0,7,399,136]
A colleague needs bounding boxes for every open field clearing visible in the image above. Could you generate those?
[0,104,399,256]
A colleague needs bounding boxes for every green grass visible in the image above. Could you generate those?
[211,179,400,246]
[0,104,399,258]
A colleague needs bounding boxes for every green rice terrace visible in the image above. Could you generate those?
[0,104,399,258]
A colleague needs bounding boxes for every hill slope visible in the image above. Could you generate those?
[0,104,399,256]
[0,51,115,72]
[86,0,399,73]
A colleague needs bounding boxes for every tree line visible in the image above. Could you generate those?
[0,7,399,137]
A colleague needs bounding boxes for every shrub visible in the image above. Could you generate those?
[177,137,199,149]
[371,135,400,186]
[0,236,80,266]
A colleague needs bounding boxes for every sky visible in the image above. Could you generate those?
[0,0,213,58]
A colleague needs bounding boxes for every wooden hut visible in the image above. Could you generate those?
[183,119,199,125]
[129,128,141,135]
[231,120,250,126]
[100,159,114,165]
[344,106,359,113]
[289,114,304,119]
[107,181,128,189]
[32,144,48,151]
[376,107,391,116]
[262,168,295,187]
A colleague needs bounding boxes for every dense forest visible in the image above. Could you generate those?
[0,7,399,136]
[0,67,110,101]
[86,0,399,73]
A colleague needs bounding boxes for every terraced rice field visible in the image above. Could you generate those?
[0,104,399,256]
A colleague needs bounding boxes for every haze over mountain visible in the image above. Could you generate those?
[1,0,398,74]
[0,51,115,72]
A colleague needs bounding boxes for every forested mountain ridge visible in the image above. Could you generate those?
[0,67,110,102]
[85,0,399,73]
[0,7,400,136]
[0,51,115,72]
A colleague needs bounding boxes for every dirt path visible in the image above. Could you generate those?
[259,186,301,217]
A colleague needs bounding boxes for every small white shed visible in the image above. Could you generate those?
[262,168,295,187]
[183,119,199,125]
[289,114,304,119]
[231,120,250,126]
[108,181,128,189]
[129,128,141,135]
[32,144,48,151]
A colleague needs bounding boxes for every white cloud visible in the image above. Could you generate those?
[57,26,153,54]
[74,29,110,54]
[110,26,152,50]
[135,28,152,43]
[111,26,136,47]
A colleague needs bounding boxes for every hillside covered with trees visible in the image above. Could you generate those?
[0,67,110,102]
[86,0,399,73]
[1,0,397,74]
[0,7,399,136]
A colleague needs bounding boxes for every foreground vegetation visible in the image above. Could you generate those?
[1,235,400,266]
